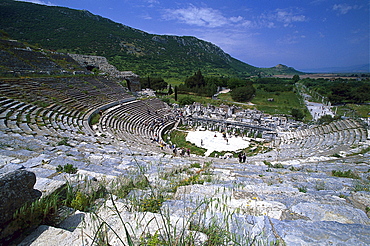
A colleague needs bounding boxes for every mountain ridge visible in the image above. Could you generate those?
[0,0,303,78]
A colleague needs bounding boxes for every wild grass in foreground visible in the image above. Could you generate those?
[11,155,280,245]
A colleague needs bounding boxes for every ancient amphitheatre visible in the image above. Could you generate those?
[0,39,370,245]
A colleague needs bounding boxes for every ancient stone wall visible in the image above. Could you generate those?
[68,54,141,92]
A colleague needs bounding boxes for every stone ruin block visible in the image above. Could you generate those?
[0,170,41,242]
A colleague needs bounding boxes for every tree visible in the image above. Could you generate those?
[168,85,173,95]
[140,77,167,91]
[353,84,370,103]
[185,70,205,88]
[227,78,246,89]
[230,85,256,102]
[174,86,178,101]
[328,82,351,104]
[291,108,304,121]
[292,75,300,82]
[317,115,335,124]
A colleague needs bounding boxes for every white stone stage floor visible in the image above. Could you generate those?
[186,130,250,156]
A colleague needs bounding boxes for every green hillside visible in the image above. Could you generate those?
[0,0,303,79]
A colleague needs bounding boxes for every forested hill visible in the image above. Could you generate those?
[0,0,303,78]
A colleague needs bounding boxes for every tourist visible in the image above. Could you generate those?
[238,153,243,162]
[242,153,246,163]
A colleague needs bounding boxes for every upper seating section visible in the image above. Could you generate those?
[0,76,131,113]
[0,39,88,76]
[0,76,132,138]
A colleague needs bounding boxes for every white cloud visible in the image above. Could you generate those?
[164,6,227,27]
[15,0,54,6]
[163,5,249,28]
[270,8,307,27]
[277,34,306,45]
[144,0,159,8]
[163,5,308,30]
[140,13,153,20]
[230,16,243,23]
[318,32,325,38]
[332,4,359,15]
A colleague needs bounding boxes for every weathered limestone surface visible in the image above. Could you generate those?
[271,219,370,245]
[0,57,369,245]
[0,170,41,243]
[0,170,41,225]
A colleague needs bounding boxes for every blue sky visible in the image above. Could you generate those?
[18,0,369,72]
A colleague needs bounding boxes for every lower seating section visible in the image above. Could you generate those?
[0,97,85,137]
[96,98,177,149]
[275,119,368,159]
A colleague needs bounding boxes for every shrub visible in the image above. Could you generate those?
[291,108,304,121]
[90,113,101,125]
[338,194,347,199]
[138,195,165,213]
[353,181,370,192]
[332,153,341,158]
[57,137,71,146]
[178,96,195,106]
[161,97,170,104]
[70,191,89,211]
[263,160,284,168]
[56,163,77,174]
[189,221,231,245]
[110,175,149,199]
[331,170,360,179]
[298,186,307,193]
[263,160,272,167]
[190,163,201,168]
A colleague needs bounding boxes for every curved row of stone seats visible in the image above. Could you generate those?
[97,98,177,149]
[100,100,172,142]
[0,39,88,76]
[0,97,86,138]
[0,49,35,72]
[275,119,368,159]
[0,76,130,114]
[1,117,369,245]
[0,76,134,137]
[11,48,62,72]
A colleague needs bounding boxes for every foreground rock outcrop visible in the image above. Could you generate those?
[0,170,41,224]
[0,170,41,242]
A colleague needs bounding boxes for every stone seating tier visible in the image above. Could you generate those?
[275,119,367,159]
[96,99,177,149]
[0,76,131,113]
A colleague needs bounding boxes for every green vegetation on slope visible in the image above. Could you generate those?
[0,0,302,79]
